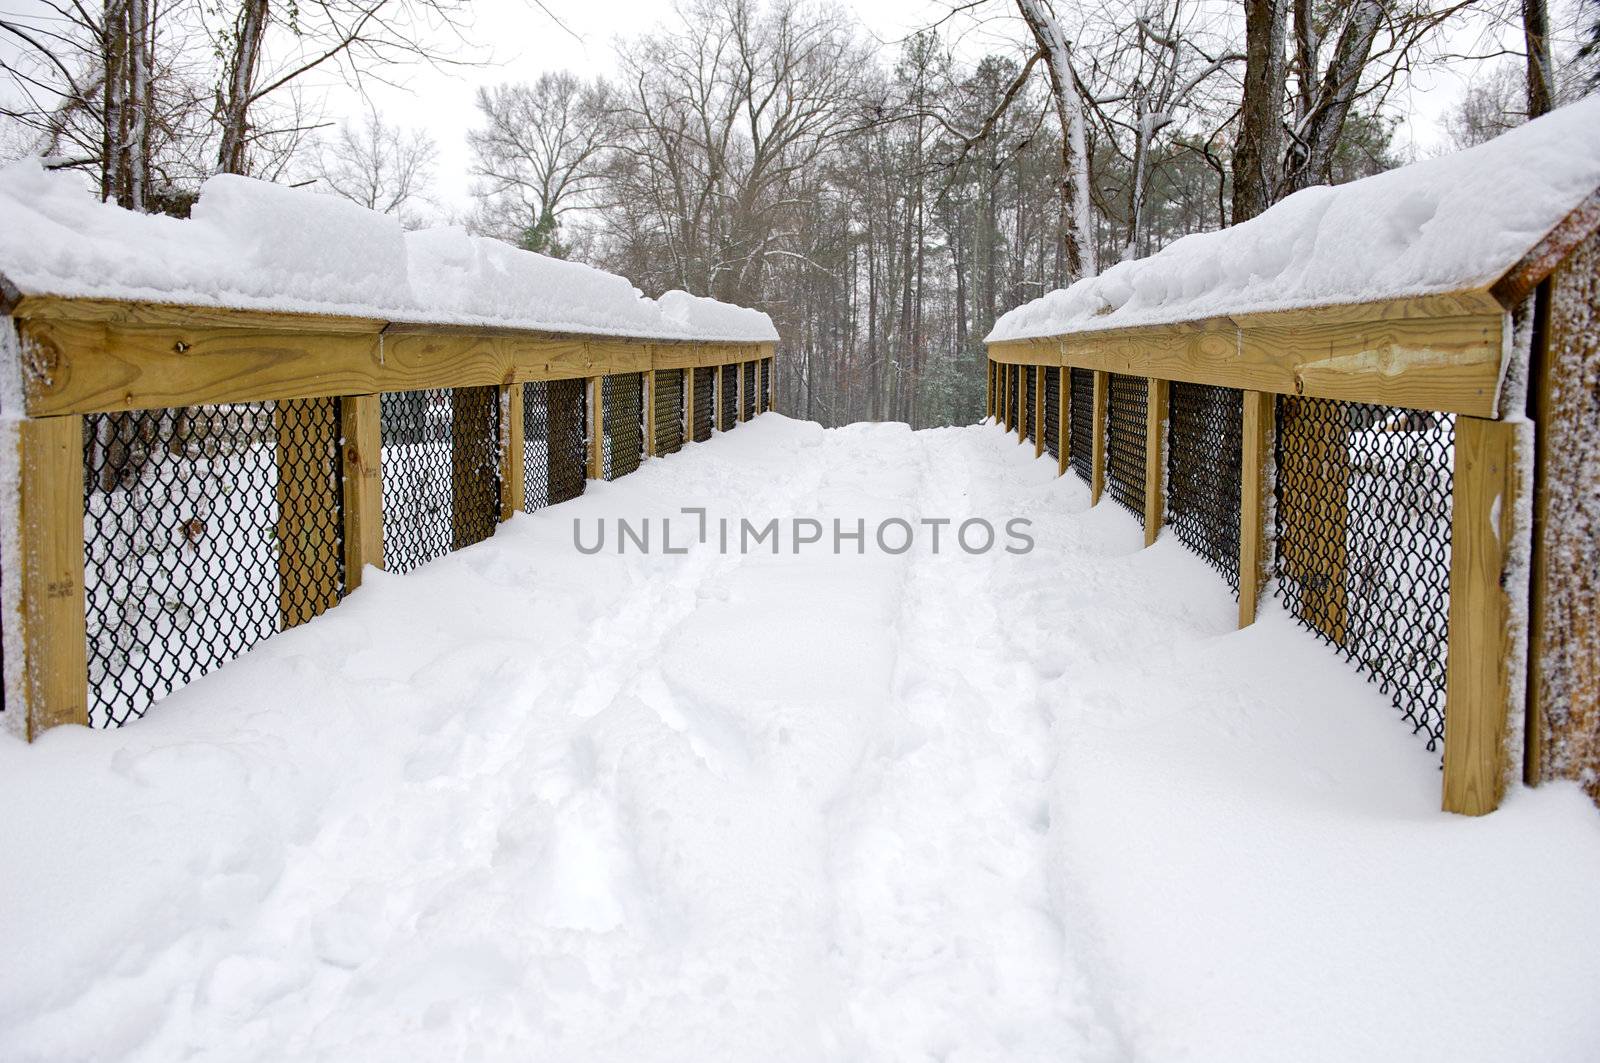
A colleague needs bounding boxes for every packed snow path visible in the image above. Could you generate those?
[4,416,1599,1062]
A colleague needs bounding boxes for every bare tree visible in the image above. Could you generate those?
[1014,0,1097,278]
[310,107,436,224]
[1234,0,1286,222]
[468,74,611,253]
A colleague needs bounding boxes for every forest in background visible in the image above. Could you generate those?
[4,0,1600,426]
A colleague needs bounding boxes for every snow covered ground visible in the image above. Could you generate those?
[3,415,1598,1062]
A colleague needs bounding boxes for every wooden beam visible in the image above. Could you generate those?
[1443,415,1522,815]
[986,296,1508,418]
[18,413,88,736]
[589,376,604,480]
[11,300,773,418]
[1238,390,1275,627]
[1144,378,1168,546]
[1491,184,1600,308]
[501,383,525,519]
[340,394,384,588]
[275,400,342,627]
[1057,367,1068,477]
[1090,370,1108,505]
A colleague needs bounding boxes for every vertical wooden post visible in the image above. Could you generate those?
[686,367,697,444]
[18,414,88,736]
[1034,365,1045,458]
[501,383,525,519]
[1279,398,1349,642]
[986,361,994,420]
[1443,416,1521,816]
[714,365,724,433]
[274,401,341,627]
[340,394,384,588]
[1090,370,1108,505]
[1143,377,1169,547]
[1001,365,1010,429]
[1057,366,1069,477]
[737,361,747,424]
[1237,390,1274,628]
[589,375,605,480]
[644,368,657,457]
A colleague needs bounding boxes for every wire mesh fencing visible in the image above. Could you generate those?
[1025,365,1038,446]
[603,373,645,480]
[654,369,685,455]
[1167,382,1244,594]
[693,367,714,442]
[719,364,738,431]
[82,400,343,727]
[1069,368,1093,484]
[1043,367,1061,459]
[742,361,756,420]
[760,358,772,413]
[1274,396,1456,750]
[1105,373,1147,519]
[522,378,587,512]
[379,386,500,573]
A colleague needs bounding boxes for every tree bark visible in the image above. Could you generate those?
[1233,0,1286,223]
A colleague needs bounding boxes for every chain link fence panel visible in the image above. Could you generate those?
[1069,368,1093,484]
[82,399,343,727]
[522,378,587,512]
[1168,382,1244,595]
[760,358,772,413]
[719,364,738,431]
[1274,396,1455,750]
[1043,367,1061,459]
[692,366,714,442]
[742,361,756,420]
[1025,365,1038,446]
[1105,373,1147,520]
[380,386,500,574]
[654,368,685,455]
[602,372,644,480]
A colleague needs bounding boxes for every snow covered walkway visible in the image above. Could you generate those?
[4,416,1600,1062]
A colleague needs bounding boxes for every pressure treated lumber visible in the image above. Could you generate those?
[340,394,384,588]
[1237,391,1274,627]
[1090,371,1108,505]
[502,383,526,519]
[18,413,88,735]
[1144,378,1168,546]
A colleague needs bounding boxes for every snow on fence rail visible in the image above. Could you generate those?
[0,294,774,732]
[986,100,1600,816]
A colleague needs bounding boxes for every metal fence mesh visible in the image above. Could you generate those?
[1105,373,1147,519]
[1168,382,1244,594]
[380,386,500,573]
[742,361,756,420]
[1025,365,1038,445]
[1069,368,1093,484]
[692,366,714,442]
[654,368,685,455]
[760,358,772,412]
[1043,366,1060,459]
[1274,396,1455,749]
[602,372,644,480]
[719,364,738,431]
[82,400,343,727]
[522,378,587,512]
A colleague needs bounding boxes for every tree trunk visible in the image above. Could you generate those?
[1233,0,1286,223]
[1523,0,1554,119]
[216,0,270,175]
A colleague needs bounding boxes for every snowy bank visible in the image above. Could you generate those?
[989,95,1600,342]
[0,162,777,343]
[1,418,1597,1060]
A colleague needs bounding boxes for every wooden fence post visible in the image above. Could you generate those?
[274,401,342,627]
[1442,415,1521,816]
[644,368,657,457]
[1035,366,1045,458]
[1144,377,1168,546]
[1090,370,1108,505]
[714,366,724,434]
[501,383,525,519]
[686,368,697,444]
[18,414,88,736]
[1058,367,1069,477]
[589,375,605,479]
[1237,390,1274,627]
[340,394,384,588]
[737,361,747,424]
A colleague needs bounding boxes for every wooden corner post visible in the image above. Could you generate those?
[1090,370,1108,505]
[18,414,88,736]
[589,375,605,480]
[1237,390,1274,627]
[340,394,384,589]
[1442,415,1521,816]
[1143,378,1169,546]
[501,383,526,519]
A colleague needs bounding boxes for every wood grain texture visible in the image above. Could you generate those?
[1523,227,1600,802]
[1144,378,1168,547]
[1237,391,1275,628]
[340,394,384,588]
[986,295,1508,417]
[275,402,342,627]
[1090,371,1108,505]
[501,384,525,520]
[1443,415,1521,815]
[18,413,88,735]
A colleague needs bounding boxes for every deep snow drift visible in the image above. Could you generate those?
[2,417,1598,1062]
[989,94,1600,341]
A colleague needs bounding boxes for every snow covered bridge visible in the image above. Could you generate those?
[1,101,1599,1060]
